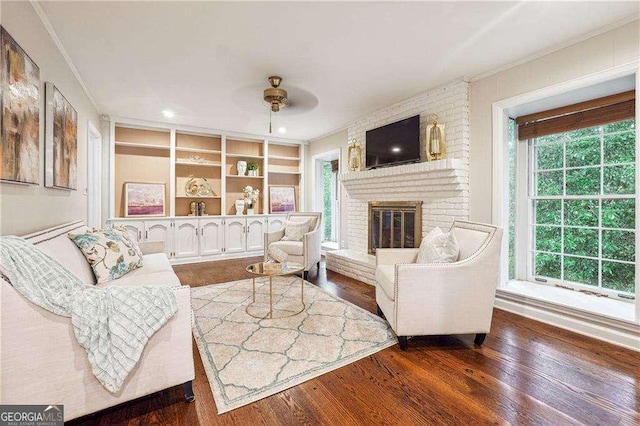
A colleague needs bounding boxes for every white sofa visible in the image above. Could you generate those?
[0,221,195,421]
[375,221,503,350]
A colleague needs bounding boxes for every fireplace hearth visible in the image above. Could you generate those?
[368,201,422,254]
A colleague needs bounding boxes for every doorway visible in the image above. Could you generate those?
[313,149,340,251]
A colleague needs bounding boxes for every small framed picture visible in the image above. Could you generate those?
[124,182,166,217]
[269,185,296,213]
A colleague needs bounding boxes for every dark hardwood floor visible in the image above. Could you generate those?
[70,257,640,425]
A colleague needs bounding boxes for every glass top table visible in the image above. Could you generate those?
[245,262,305,319]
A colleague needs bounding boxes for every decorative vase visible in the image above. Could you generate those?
[235,199,245,215]
[248,169,258,177]
[247,208,255,215]
[237,161,247,176]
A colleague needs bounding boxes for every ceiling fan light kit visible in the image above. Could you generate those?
[264,76,288,132]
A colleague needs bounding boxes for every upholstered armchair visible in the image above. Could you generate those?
[264,212,323,279]
[375,221,503,350]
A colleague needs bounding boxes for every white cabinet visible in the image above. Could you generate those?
[115,221,144,242]
[246,217,266,251]
[268,215,286,232]
[110,219,170,253]
[200,218,224,256]
[225,217,246,254]
[174,219,199,258]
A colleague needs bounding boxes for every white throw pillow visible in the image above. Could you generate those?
[416,227,460,264]
[281,219,312,241]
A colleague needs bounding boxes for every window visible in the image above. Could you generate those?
[507,89,637,301]
[528,119,636,297]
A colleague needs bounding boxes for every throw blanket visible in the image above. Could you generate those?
[0,236,177,393]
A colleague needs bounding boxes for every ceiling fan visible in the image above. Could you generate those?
[263,76,289,133]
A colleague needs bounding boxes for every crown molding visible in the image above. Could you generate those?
[30,0,101,114]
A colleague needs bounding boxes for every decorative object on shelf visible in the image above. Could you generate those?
[198,201,206,216]
[243,185,260,215]
[45,83,78,190]
[190,201,197,216]
[247,162,259,177]
[235,199,245,215]
[184,175,214,197]
[426,113,446,161]
[124,182,166,217]
[0,26,40,185]
[177,155,217,165]
[269,185,296,213]
[263,76,289,133]
[348,140,363,172]
[237,160,247,176]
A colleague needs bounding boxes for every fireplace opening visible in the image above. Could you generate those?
[368,201,422,254]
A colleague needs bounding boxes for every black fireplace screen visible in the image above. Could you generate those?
[368,202,422,254]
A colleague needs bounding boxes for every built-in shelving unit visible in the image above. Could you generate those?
[267,143,302,210]
[109,119,305,219]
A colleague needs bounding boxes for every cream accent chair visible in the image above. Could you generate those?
[375,221,503,350]
[264,212,322,279]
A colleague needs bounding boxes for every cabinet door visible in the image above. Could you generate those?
[225,218,246,254]
[246,217,266,252]
[144,220,172,256]
[174,219,199,258]
[268,216,286,233]
[200,218,224,256]
[111,220,144,242]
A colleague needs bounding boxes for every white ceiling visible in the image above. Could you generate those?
[38,1,639,141]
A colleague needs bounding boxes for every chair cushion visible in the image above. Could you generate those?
[281,219,312,241]
[375,265,396,301]
[416,227,459,264]
[269,240,304,256]
[98,270,180,288]
[68,228,143,284]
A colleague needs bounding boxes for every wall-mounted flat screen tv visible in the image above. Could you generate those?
[365,115,420,169]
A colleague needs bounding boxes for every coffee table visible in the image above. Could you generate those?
[245,261,305,319]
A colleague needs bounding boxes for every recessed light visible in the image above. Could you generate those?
[162,110,175,118]
[391,147,401,153]
[278,127,286,134]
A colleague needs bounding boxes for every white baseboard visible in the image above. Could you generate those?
[495,294,640,352]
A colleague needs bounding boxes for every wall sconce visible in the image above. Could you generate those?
[426,114,446,161]
[348,140,363,172]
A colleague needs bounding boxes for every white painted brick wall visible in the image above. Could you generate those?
[343,79,471,255]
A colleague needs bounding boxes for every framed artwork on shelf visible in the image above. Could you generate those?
[269,185,296,213]
[124,182,166,217]
[0,26,41,185]
[45,82,78,190]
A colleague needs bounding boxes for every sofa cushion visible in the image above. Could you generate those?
[69,228,143,284]
[269,240,304,256]
[23,222,96,285]
[99,270,180,288]
[375,265,396,301]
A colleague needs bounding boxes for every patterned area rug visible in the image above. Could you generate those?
[191,277,397,414]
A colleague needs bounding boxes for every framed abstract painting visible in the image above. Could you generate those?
[45,82,78,190]
[0,26,40,185]
[124,182,166,217]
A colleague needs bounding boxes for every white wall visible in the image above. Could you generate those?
[469,20,640,223]
[0,2,100,235]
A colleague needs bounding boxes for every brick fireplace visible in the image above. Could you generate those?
[325,78,470,285]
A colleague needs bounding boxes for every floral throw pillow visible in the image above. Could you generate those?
[281,219,312,242]
[69,227,143,284]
